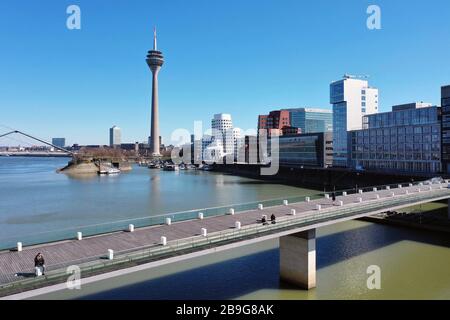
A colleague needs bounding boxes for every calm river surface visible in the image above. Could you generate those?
[1,157,449,300]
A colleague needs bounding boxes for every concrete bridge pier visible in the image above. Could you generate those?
[448,199,450,219]
[279,229,316,289]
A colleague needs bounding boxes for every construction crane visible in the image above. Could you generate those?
[0,130,74,155]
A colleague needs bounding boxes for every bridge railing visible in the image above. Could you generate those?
[0,179,446,252]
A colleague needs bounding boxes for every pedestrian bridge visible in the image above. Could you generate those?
[1,180,450,298]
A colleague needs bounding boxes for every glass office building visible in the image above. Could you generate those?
[271,132,333,168]
[349,103,442,173]
[287,108,333,134]
[441,85,450,172]
[330,76,379,167]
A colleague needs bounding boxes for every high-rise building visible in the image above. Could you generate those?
[287,108,333,134]
[331,75,379,167]
[51,138,66,148]
[441,85,450,172]
[146,28,164,156]
[349,103,441,173]
[109,125,121,147]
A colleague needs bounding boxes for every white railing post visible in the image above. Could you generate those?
[165,218,172,225]
[386,186,390,190]
[283,200,289,206]
[128,224,135,232]
[160,236,167,246]
[316,204,322,211]
[17,242,22,252]
[359,189,363,194]
[290,209,296,216]
[258,204,264,210]
[77,232,83,240]
[305,197,311,202]
[342,191,347,196]
[398,184,403,189]
[107,249,114,260]
[198,212,204,220]
[325,194,330,199]
[357,197,363,203]
[373,188,378,192]
[235,221,241,230]
[201,228,207,237]
[229,208,235,215]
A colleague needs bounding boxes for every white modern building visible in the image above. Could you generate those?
[203,114,242,162]
[330,75,379,167]
[109,125,122,147]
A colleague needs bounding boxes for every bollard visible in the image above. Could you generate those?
[290,209,296,216]
[391,192,395,197]
[235,221,241,230]
[409,183,413,187]
[201,228,207,237]
[305,197,311,202]
[229,208,235,215]
[283,200,289,206]
[359,189,363,194]
[160,236,167,246]
[357,197,363,203]
[398,184,403,189]
[316,204,322,211]
[107,249,114,260]
[418,189,421,193]
[17,242,22,252]
[419,182,423,186]
[373,188,378,192]
[386,186,391,190]
[342,191,347,196]
[337,200,344,207]
[77,232,83,240]
[325,194,330,199]
[375,194,380,199]
[165,218,172,225]
[128,224,135,232]
[258,204,264,210]
[198,212,204,220]
[405,190,409,195]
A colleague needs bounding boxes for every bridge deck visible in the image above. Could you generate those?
[0,183,448,287]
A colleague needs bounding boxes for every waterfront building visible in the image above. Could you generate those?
[331,75,379,167]
[441,85,450,172]
[258,110,291,135]
[270,132,333,168]
[51,138,66,148]
[286,108,333,133]
[109,125,121,147]
[348,102,441,174]
[146,28,164,156]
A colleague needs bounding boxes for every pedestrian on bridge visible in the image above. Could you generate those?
[34,252,45,276]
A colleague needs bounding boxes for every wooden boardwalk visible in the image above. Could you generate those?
[0,183,447,287]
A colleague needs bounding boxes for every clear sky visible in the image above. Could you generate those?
[1,0,449,146]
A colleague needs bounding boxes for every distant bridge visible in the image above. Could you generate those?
[1,181,450,298]
[0,130,73,155]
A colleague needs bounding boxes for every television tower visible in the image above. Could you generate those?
[146,27,164,156]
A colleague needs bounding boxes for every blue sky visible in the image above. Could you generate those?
[0,0,449,146]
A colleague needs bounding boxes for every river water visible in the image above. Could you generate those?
[1,157,449,299]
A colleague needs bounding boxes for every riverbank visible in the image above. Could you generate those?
[212,164,444,190]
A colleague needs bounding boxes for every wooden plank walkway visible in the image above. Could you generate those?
[0,183,447,286]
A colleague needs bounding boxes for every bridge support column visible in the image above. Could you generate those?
[279,229,316,289]
[448,199,450,220]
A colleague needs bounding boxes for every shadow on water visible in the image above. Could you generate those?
[77,223,450,300]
